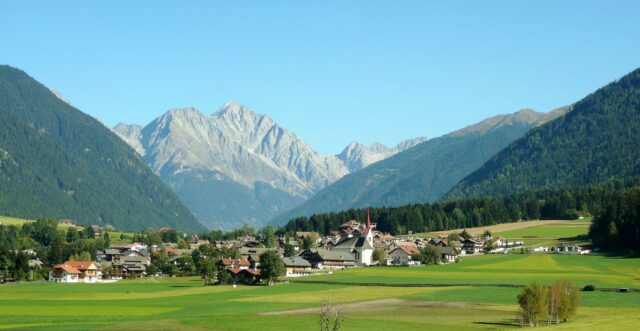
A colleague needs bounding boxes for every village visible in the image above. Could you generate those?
[43,213,589,284]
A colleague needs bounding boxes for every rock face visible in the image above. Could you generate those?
[114,102,426,229]
[337,136,428,173]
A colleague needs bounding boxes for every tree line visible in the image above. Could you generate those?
[0,218,109,281]
[279,178,640,237]
[588,185,640,252]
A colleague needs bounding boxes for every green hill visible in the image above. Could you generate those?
[270,108,567,225]
[0,65,205,232]
[447,67,640,199]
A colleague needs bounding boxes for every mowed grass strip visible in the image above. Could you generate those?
[300,254,640,288]
[415,220,586,238]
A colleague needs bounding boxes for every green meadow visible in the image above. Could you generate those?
[0,215,32,226]
[1,253,638,330]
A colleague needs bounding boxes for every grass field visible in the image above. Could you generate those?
[0,215,32,226]
[413,219,591,247]
[1,217,635,330]
[1,253,638,330]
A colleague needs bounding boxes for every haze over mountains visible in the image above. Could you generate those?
[114,103,426,229]
[0,65,204,232]
[270,107,570,225]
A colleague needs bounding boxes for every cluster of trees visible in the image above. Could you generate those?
[282,179,638,236]
[589,186,640,252]
[517,281,580,327]
[0,218,109,281]
[411,245,441,265]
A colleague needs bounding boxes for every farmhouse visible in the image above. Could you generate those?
[282,256,312,276]
[388,245,420,265]
[227,267,261,284]
[299,249,356,269]
[222,258,251,270]
[49,261,99,283]
[462,238,484,255]
[436,246,459,263]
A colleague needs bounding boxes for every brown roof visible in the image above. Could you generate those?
[63,261,96,271]
[222,258,250,266]
[392,246,420,255]
[53,263,81,274]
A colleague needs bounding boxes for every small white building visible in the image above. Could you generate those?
[388,246,420,265]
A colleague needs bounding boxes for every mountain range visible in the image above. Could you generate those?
[447,67,640,199]
[269,107,570,225]
[113,103,426,229]
[0,65,205,232]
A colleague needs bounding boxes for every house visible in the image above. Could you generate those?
[388,245,420,265]
[373,233,396,244]
[239,247,282,264]
[49,261,99,283]
[90,225,102,237]
[551,244,588,254]
[221,258,251,270]
[50,264,80,282]
[58,219,75,226]
[462,239,484,255]
[226,267,261,284]
[436,246,459,263]
[299,249,356,269]
[331,210,376,266]
[282,256,312,276]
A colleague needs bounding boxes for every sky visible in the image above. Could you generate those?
[1,1,639,155]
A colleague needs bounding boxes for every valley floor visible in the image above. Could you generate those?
[1,254,639,330]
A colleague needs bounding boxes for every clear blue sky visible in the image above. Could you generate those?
[2,1,639,154]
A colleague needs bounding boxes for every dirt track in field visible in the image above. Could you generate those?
[259,298,487,316]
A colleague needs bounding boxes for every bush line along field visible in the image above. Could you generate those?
[1,254,639,330]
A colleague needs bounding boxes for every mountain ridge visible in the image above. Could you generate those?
[0,65,205,232]
[114,103,427,229]
[269,106,570,225]
[446,67,640,199]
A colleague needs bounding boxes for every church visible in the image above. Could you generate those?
[331,210,376,266]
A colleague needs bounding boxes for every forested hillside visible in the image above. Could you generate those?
[0,65,205,232]
[447,67,640,199]
[589,186,640,252]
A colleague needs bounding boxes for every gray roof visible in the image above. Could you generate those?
[314,249,355,262]
[281,256,312,267]
[333,235,373,251]
[437,246,459,256]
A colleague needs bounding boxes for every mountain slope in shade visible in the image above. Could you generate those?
[114,103,427,230]
[447,68,640,199]
[0,65,205,232]
[270,107,570,225]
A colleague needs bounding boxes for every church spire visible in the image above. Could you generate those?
[366,208,371,232]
